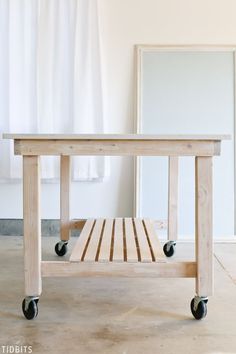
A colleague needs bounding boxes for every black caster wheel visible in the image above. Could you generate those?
[163,241,176,257]
[55,241,68,257]
[190,297,208,320]
[22,298,39,320]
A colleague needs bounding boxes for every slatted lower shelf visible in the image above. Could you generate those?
[70,218,165,263]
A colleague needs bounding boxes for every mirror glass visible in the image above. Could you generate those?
[137,49,234,237]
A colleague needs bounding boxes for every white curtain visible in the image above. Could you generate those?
[0,0,107,180]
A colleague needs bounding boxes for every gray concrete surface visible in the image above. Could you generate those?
[0,236,236,354]
[0,220,81,236]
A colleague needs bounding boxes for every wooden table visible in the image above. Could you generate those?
[3,134,229,320]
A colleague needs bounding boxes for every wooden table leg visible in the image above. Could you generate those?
[60,155,71,241]
[23,155,42,297]
[168,156,178,241]
[195,156,213,297]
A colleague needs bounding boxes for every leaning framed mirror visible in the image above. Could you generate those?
[135,45,236,240]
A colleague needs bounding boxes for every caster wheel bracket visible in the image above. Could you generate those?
[191,296,208,320]
[165,241,176,252]
[57,240,68,252]
[55,241,68,257]
[193,296,208,312]
[163,241,176,257]
[24,296,39,312]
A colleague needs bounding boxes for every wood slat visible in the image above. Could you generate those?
[98,219,114,262]
[133,218,152,262]
[124,218,138,262]
[113,218,124,262]
[83,219,104,262]
[70,218,165,264]
[70,219,95,262]
[143,219,165,262]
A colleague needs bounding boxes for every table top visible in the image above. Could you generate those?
[3,133,231,141]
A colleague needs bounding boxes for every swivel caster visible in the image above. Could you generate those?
[163,241,176,257]
[55,241,68,257]
[22,297,39,320]
[190,296,208,320]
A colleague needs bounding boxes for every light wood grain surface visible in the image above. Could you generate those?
[3,133,230,140]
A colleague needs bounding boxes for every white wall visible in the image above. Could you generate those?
[1,0,236,220]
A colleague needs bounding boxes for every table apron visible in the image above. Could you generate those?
[14,139,221,156]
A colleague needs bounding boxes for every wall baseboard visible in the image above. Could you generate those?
[0,219,80,237]
[1,219,236,243]
[157,234,236,243]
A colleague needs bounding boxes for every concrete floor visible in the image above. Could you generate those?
[0,236,236,354]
